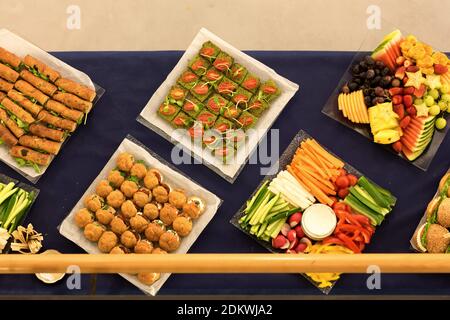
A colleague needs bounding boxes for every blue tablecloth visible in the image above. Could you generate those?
[0,51,449,296]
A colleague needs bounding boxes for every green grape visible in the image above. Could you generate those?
[442,94,450,102]
[435,118,447,130]
[429,89,440,100]
[425,95,435,106]
[414,98,423,105]
[438,101,448,111]
[429,104,441,116]
[441,84,450,94]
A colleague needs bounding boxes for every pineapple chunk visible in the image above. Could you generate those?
[368,102,400,135]
[374,129,401,144]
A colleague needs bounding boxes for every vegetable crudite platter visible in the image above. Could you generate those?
[230,130,396,293]
[322,29,450,171]
[0,29,104,183]
[411,169,450,254]
[138,28,299,183]
[59,135,222,296]
[0,173,39,254]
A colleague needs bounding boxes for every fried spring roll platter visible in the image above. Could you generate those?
[0,46,97,173]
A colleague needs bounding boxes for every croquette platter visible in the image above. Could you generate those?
[0,29,104,183]
[231,130,397,293]
[138,28,299,183]
[411,169,450,253]
[322,29,450,171]
[59,135,221,295]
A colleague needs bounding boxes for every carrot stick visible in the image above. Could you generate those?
[297,150,327,179]
[298,167,336,196]
[287,165,311,192]
[307,139,344,168]
[302,143,332,178]
[299,164,335,191]
[296,170,334,206]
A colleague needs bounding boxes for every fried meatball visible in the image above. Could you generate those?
[74,208,93,228]
[143,203,159,220]
[169,190,187,209]
[95,206,116,225]
[159,230,180,252]
[182,202,201,219]
[426,224,450,253]
[144,172,159,189]
[84,194,104,212]
[110,216,128,235]
[145,220,166,242]
[96,180,113,198]
[152,247,168,254]
[110,246,126,254]
[120,230,138,249]
[137,272,160,285]
[133,189,151,208]
[153,186,169,203]
[84,223,105,242]
[108,170,125,188]
[98,231,118,253]
[117,152,134,172]
[130,162,147,179]
[160,203,178,226]
[173,216,192,237]
[437,198,450,228]
[134,240,153,254]
[121,200,137,219]
[107,190,125,208]
[130,215,149,233]
[121,180,139,198]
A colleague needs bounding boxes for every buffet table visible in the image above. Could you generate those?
[0,51,449,296]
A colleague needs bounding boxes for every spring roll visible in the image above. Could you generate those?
[23,55,60,83]
[14,80,49,106]
[0,108,25,138]
[0,78,13,92]
[7,89,42,117]
[10,145,51,166]
[19,135,61,155]
[0,123,18,147]
[1,97,35,124]
[55,78,96,102]
[37,110,77,132]
[29,123,65,142]
[0,63,19,83]
[45,99,83,122]
[53,92,92,113]
[0,47,21,69]
[20,70,57,96]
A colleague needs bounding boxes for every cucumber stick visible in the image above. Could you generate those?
[358,176,390,208]
[344,194,383,226]
[249,193,272,225]
[350,186,389,216]
[258,193,280,224]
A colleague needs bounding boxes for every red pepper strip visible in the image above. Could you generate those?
[360,228,372,244]
[336,233,361,253]
[349,230,361,241]
[337,224,361,233]
[322,237,345,246]
[352,214,370,226]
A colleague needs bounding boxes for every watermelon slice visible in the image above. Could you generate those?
[372,30,404,71]
[400,116,436,160]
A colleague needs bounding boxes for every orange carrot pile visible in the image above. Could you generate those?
[287,138,345,206]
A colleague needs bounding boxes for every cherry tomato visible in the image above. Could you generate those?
[170,88,185,100]
[218,81,235,94]
[249,100,262,110]
[159,104,176,116]
[183,101,195,111]
[193,84,209,95]
[338,168,347,176]
[200,47,215,58]
[347,174,358,186]
[191,59,205,71]
[243,78,259,90]
[214,58,230,71]
[239,116,254,126]
[182,71,197,83]
[173,117,186,126]
[233,94,248,104]
[206,69,221,81]
[188,126,203,139]
[338,188,350,199]
[215,123,229,133]
[262,85,277,94]
[335,175,350,189]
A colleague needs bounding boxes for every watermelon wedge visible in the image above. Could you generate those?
[372,30,404,71]
[400,115,436,161]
